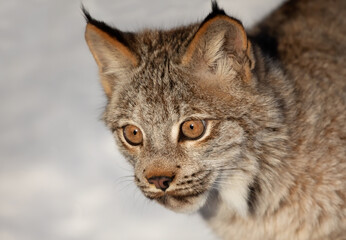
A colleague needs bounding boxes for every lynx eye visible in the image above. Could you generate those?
[181,120,206,140]
[123,125,143,146]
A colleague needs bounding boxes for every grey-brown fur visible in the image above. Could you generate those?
[83,0,346,239]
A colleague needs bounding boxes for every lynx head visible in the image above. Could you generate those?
[83,3,286,215]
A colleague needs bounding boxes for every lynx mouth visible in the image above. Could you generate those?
[145,190,206,200]
[166,191,207,203]
[152,190,210,213]
[143,188,206,200]
[140,171,214,212]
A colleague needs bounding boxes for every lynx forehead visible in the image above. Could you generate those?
[84,0,346,239]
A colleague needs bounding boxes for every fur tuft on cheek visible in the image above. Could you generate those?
[219,174,253,217]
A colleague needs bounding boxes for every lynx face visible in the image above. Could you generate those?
[83,6,279,214]
[105,64,257,213]
[83,1,346,238]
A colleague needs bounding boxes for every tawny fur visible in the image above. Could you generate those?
[83,0,346,239]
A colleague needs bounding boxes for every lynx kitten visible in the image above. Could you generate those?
[83,0,345,239]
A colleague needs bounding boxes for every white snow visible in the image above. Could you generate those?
[0,0,283,239]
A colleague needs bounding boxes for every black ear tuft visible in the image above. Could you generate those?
[81,4,93,23]
[81,5,132,50]
[211,1,226,16]
[81,5,114,35]
[200,1,243,29]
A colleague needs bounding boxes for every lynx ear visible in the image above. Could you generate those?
[181,7,254,83]
[83,9,138,98]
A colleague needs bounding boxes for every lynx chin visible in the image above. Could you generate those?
[83,0,346,239]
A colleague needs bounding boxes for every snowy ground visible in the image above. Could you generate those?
[0,0,283,239]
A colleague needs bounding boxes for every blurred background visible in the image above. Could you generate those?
[0,0,284,239]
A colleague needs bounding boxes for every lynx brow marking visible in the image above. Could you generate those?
[170,122,181,143]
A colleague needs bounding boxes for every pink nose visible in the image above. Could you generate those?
[147,176,174,191]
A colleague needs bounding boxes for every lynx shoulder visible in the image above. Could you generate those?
[83,0,346,239]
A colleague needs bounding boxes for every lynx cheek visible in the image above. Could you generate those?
[123,125,143,146]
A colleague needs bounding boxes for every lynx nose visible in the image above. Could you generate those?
[147,176,174,191]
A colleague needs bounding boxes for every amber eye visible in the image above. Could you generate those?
[123,125,143,146]
[180,120,206,140]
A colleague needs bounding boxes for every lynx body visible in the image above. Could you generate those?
[84,0,346,239]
